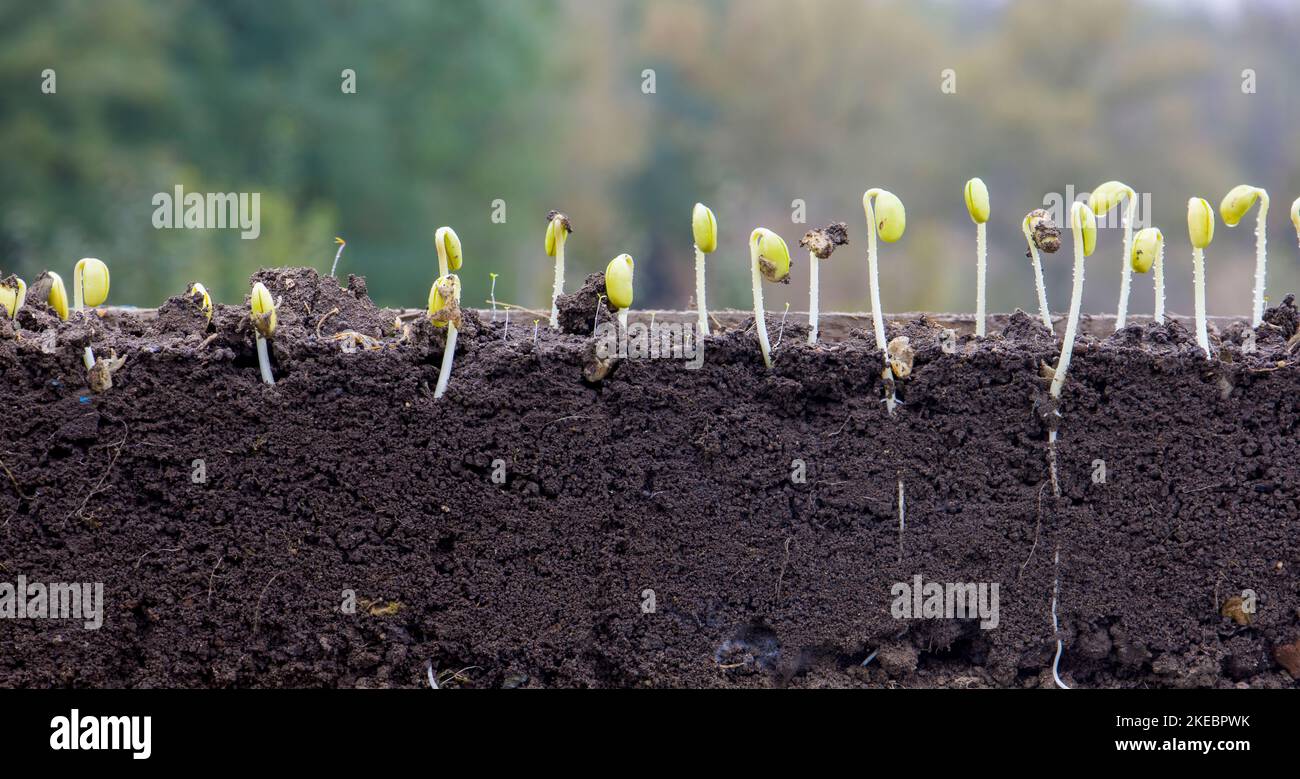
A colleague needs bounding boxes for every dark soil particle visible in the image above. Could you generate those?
[555,272,615,336]
[1,267,1297,688]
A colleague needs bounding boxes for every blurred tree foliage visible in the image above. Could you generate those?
[1,0,1298,318]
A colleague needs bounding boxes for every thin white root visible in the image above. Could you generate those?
[975,222,987,337]
[1052,546,1069,689]
[896,478,905,562]
[1047,429,1060,497]
[255,336,274,385]
[433,323,458,399]
[694,245,709,337]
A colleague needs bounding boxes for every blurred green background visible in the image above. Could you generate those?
[2,0,1298,319]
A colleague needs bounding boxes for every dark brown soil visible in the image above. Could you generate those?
[1,267,1297,688]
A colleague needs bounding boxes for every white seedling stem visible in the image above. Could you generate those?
[864,194,887,355]
[73,273,96,368]
[255,335,274,385]
[618,308,628,335]
[1022,219,1052,331]
[749,238,773,369]
[1250,193,1269,328]
[1114,194,1136,330]
[489,275,498,322]
[1050,205,1089,400]
[975,221,987,337]
[1153,240,1166,325]
[433,323,457,398]
[807,252,820,345]
[549,232,566,329]
[330,239,346,277]
[1193,247,1210,358]
[694,245,709,336]
[1044,204,1091,691]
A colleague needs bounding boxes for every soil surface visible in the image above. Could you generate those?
[1,268,1297,688]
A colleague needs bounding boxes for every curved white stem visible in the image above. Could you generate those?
[750,240,773,369]
[1114,195,1136,330]
[975,222,987,337]
[435,228,450,278]
[1251,195,1269,328]
[694,245,709,337]
[1153,241,1165,325]
[1049,213,1088,399]
[863,193,886,356]
[1193,247,1210,359]
[256,335,275,385]
[433,323,458,399]
[549,237,566,329]
[73,264,84,311]
[1023,220,1052,331]
[807,252,819,345]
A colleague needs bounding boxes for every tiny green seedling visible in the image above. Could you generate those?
[0,276,26,319]
[1130,227,1165,325]
[965,178,991,337]
[73,258,110,368]
[692,203,717,336]
[1219,185,1269,327]
[545,210,572,328]
[1187,197,1215,359]
[1022,209,1061,330]
[799,222,848,345]
[489,272,499,322]
[748,227,792,369]
[863,188,905,413]
[330,237,347,278]
[428,273,463,399]
[188,282,213,323]
[1088,180,1137,330]
[605,254,635,333]
[250,281,278,385]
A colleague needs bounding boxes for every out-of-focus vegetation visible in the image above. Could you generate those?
[2,0,1298,318]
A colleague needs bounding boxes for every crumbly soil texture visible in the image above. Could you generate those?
[1,267,1298,689]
